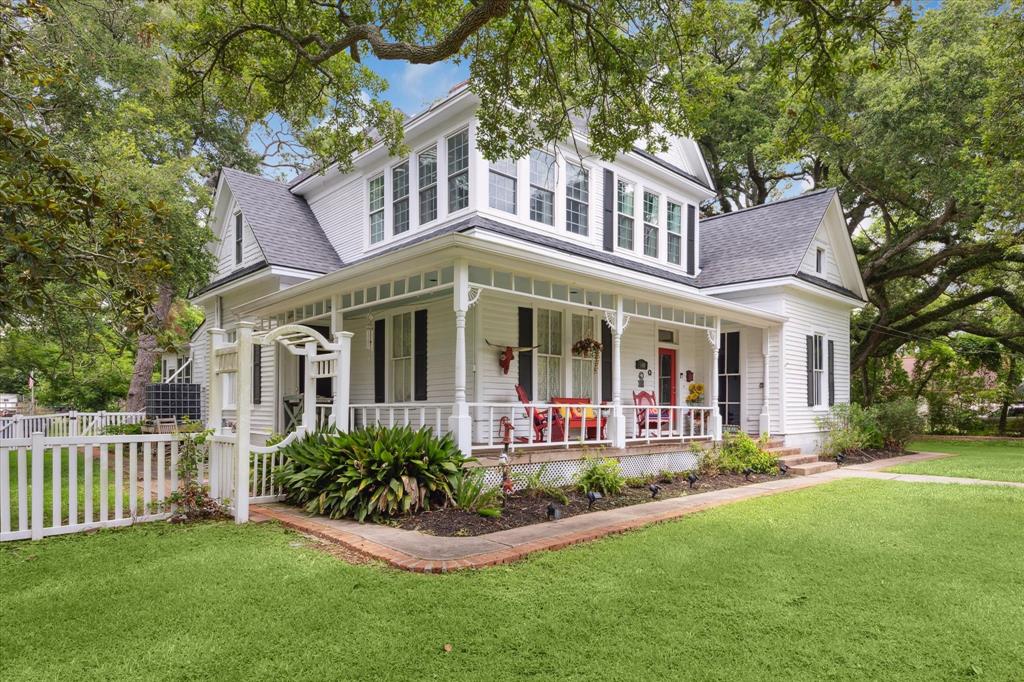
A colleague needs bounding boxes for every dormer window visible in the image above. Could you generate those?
[816,247,824,274]
[643,191,659,257]
[369,174,385,244]
[234,212,243,264]
[617,180,635,250]
[529,150,556,225]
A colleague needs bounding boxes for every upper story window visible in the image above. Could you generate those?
[565,162,589,235]
[488,158,517,214]
[816,247,824,274]
[686,204,697,274]
[392,161,409,235]
[233,212,243,264]
[643,191,659,257]
[529,150,556,225]
[617,180,635,250]
[666,201,682,265]
[369,174,385,244]
[447,129,469,212]
[418,146,438,224]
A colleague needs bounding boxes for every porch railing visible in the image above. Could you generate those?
[469,402,613,449]
[623,405,714,443]
[0,411,145,441]
[349,404,452,433]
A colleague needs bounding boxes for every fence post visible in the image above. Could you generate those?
[68,410,78,437]
[31,431,44,541]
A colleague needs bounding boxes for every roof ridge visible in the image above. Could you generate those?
[221,166,289,186]
[701,187,836,222]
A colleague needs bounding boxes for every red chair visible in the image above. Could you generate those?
[633,390,671,436]
[515,384,552,443]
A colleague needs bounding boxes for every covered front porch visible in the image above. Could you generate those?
[234,238,784,457]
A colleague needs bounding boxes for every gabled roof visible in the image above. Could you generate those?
[697,188,845,288]
[220,168,342,274]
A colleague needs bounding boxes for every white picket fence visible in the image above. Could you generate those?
[0,411,145,440]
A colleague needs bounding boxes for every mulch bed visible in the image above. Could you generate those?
[818,448,906,465]
[394,471,778,537]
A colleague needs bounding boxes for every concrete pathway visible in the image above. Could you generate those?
[251,451,1022,573]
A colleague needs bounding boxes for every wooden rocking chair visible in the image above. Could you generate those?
[515,384,552,443]
[632,390,672,436]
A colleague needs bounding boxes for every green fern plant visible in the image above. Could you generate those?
[514,464,569,504]
[452,469,502,517]
[575,457,624,495]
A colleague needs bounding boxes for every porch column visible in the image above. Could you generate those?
[234,321,254,524]
[708,322,723,441]
[605,296,628,449]
[449,259,473,456]
[759,328,772,436]
[207,327,225,433]
[333,331,353,431]
[303,341,317,432]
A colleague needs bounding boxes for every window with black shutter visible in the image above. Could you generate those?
[828,340,835,406]
[686,204,696,274]
[374,319,386,403]
[518,307,534,397]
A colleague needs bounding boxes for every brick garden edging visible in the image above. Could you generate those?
[250,452,1009,573]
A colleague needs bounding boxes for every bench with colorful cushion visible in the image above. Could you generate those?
[550,397,607,440]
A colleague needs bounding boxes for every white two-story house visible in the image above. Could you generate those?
[189,86,865,467]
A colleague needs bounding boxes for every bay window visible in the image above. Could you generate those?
[392,161,409,235]
[488,158,517,214]
[565,162,589,235]
[529,149,556,225]
[418,145,438,224]
[369,174,385,244]
[617,180,635,250]
[447,129,469,212]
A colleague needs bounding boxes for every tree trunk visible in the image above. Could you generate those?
[125,281,176,412]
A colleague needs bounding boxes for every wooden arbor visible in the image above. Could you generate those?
[207,321,353,522]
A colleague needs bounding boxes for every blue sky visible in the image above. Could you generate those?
[364,56,470,117]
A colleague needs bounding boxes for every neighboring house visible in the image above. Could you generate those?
[190,86,865,459]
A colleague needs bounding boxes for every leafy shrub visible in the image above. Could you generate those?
[717,432,778,474]
[815,403,882,457]
[624,474,656,488]
[515,464,569,504]
[275,425,465,522]
[692,440,721,476]
[165,429,230,522]
[870,398,924,450]
[104,422,142,435]
[575,457,624,495]
[657,469,677,483]
[452,469,502,517]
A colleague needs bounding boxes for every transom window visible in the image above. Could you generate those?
[234,212,243,264]
[565,162,589,235]
[667,201,682,265]
[392,161,410,235]
[368,174,385,244]
[447,129,469,212]
[418,146,438,224]
[536,308,563,401]
[391,312,413,402]
[529,150,556,225]
[643,191,659,257]
[488,158,517,214]
[617,180,635,250]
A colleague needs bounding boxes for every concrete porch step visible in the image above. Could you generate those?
[776,452,818,466]
[788,460,838,476]
[767,447,803,459]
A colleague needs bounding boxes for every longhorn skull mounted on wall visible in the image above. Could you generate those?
[485,339,540,375]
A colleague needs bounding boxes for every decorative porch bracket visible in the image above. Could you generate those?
[602,299,632,449]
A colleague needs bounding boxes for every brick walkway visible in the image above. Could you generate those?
[250,452,1021,573]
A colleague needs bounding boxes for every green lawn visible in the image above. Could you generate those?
[2,479,1023,680]
[889,438,1024,483]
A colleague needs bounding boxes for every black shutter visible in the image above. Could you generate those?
[252,343,262,405]
[602,169,615,252]
[374,318,386,403]
[414,309,428,401]
[518,307,534,398]
[686,204,696,274]
[828,340,835,406]
[601,321,613,402]
[806,335,814,407]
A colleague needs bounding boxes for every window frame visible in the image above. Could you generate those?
[488,157,518,214]
[368,173,386,244]
[392,160,410,236]
[529,149,557,226]
[616,179,635,251]
[642,190,660,258]
[446,129,470,214]
[666,200,683,265]
[535,307,564,401]
[564,161,590,236]
[816,247,824,274]
[233,212,243,265]
[389,311,414,403]
[812,333,825,407]
[417,144,439,226]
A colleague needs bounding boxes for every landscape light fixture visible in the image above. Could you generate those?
[686,472,698,489]
[835,453,847,466]
[587,491,603,510]
[648,484,661,498]
[778,463,790,476]
[743,467,754,481]
[546,502,561,521]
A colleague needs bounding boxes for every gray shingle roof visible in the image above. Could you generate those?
[697,188,837,288]
[220,168,342,273]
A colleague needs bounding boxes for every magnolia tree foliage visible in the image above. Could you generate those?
[174,0,911,166]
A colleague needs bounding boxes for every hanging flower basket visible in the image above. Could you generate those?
[572,337,603,373]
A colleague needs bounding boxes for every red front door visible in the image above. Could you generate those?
[658,348,677,407]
